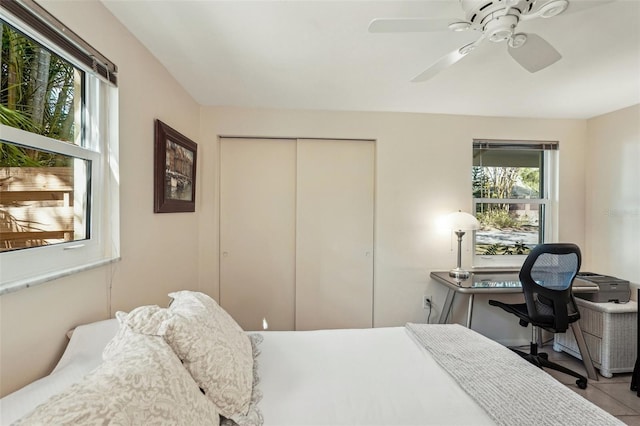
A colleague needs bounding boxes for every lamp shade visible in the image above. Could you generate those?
[446,211,480,231]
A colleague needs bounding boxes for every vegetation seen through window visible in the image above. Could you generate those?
[1,20,86,252]
[473,152,543,256]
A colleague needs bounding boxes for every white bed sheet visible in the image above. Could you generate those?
[2,322,494,426]
[257,327,494,426]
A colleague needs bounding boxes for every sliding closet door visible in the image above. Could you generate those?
[219,138,296,331]
[295,139,375,330]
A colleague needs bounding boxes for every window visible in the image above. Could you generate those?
[472,139,558,268]
[0,3,119,290]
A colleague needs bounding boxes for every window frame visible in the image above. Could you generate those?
[472,140,558,269]
[0,7,119,292]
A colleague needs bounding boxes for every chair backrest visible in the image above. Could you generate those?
[519,243,582,332]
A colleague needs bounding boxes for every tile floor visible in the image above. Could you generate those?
[542,348,639,425]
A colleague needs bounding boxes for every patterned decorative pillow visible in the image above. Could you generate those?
[165,291,253,419]
[168,291,244,334]
[101,305,171,360]
[115,304,171,335]
[16,328,220,426]
[221,333,264,426]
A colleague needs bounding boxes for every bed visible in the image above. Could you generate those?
[0,291,624,426]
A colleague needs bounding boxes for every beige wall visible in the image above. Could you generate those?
[198,107,588,344]
[1,0,636,398]
[0,1,202,396]
[585,104,640,294]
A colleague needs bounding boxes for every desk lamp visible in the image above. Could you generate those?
[446,210,480,280]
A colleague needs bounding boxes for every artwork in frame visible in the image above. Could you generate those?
[154,119,197,213]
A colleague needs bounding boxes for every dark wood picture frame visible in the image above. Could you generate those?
[154,119,197,213]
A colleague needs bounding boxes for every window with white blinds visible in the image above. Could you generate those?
[0,1,120,291]
[472,139,558,267]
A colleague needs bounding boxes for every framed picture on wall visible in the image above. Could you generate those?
[154,119,197,213]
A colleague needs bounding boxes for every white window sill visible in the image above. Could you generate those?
[0,257,121,296]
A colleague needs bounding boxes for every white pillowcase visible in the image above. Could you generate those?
[165,291,253,419]
[16,327,219,426]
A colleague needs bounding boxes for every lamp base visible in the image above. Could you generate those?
[449,268,471,281]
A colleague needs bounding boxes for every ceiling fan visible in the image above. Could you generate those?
[369,0,574,82]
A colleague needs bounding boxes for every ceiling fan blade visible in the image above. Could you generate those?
[522,0,569,20]
[508,33,561,73]
[411,49,465,82]
[412,36,484,82]
[564,0,614,14]
[522,0,612,20]
[368,18,453,33]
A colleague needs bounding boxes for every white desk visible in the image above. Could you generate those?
[430,270,600,380]
[430,270,599,327]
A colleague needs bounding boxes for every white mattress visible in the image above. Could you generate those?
[257,327,494,425]
[2,321,493,426]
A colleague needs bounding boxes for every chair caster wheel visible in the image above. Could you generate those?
[576,379,587,389]
[539,352,549,360]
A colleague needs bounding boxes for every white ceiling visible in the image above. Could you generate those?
[102,0,640,119]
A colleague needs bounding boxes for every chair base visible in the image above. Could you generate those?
[510,344,588,389]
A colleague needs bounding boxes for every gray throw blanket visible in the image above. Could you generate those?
[405,323,623,426]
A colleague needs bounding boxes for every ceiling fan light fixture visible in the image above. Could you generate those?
[508,33,527,48]
[448,21,472,31]
[537,0,569,18]
[489,29,513,42]
[485,15,518,42]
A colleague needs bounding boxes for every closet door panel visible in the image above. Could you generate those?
[295,139,375,330]
[219,138,296,331]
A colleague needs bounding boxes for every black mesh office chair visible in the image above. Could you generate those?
[489,243,590,389]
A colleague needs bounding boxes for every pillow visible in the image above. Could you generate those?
[221,333,264,426]
[1,320,121,426]
[115,304,170,334]
[16,327,219,426]
[53,318,120,373]
[102,305,171,360]
[168,291,244,334]
[164,291,253,419]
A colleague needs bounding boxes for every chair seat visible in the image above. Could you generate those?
[488,299,556,330]
[488,300,528,322]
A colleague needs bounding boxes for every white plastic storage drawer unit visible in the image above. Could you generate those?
[553,298,637,378]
